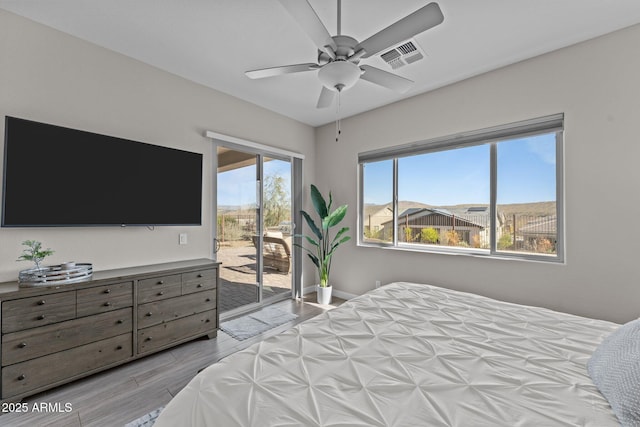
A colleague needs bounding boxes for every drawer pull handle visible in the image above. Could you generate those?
[103,302,111,307]
[17,375,25,381]
[157,280,164,285]
[197,274,203,278]
[18,342,27,348]
[205,319,210,323]
[37,314,46,320]
[116,345,123,350]
[197,284,203,288]
[206,298,211,302]
[104,289,111,294]
[146,312,153,317]
[37,300,46,305]
[146,337,152,341]
[158,291,164,296]
[116,319,124,324]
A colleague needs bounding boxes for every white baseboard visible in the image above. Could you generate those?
[302,285,358,300]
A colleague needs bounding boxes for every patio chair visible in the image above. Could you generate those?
[252,233,291,274]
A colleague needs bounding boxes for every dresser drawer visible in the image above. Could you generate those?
[2,333,132,399]
[2,292,76,333]
[137,291,216,329]
[138,282,181,304]
[77,282,133,317]
[182,268,217,295]
[138,274,181,292]
[2,308,132,367]
[137,274,182,304]
[138,311,215,354]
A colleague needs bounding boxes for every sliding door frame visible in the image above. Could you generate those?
[207,131,304,319]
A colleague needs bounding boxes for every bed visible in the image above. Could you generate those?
[154,282,633,426]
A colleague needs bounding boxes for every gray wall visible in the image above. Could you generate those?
[315,24,640,324]
[0,10,315,281]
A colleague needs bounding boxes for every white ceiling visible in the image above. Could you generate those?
[2,0,640,127]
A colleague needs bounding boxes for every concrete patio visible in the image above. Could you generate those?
[218,242,291,313]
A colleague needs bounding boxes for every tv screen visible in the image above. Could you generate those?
[2,116,203,227]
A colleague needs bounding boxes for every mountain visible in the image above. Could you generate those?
[364,201,556,217]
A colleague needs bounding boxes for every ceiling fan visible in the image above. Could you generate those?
[245,0,444,108]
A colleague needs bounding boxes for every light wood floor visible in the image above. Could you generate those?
[0,294,344,427]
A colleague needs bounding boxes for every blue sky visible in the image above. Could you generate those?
[364,133,557,206]
[218,133,557,207]
[218,157,291,207]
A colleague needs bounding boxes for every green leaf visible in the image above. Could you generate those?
[328,236,351,256]
[331,227,350,245]
[293,242,320,258]
[301,210,322,241]
[293,235,319,248]
[303,235,319,247]
[323,204,347,229]
[16,240,53,264]
[306,253,320,269]
[310,185,328,219]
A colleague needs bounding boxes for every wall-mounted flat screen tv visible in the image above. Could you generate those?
[2,116,203,227]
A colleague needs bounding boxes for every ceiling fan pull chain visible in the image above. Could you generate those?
[336,89,342,142]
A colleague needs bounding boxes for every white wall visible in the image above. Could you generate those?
[0,10,315,282]
[2,9,638,324]
[315,24,640,324]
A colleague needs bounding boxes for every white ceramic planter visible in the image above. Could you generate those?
[317,285,332,305]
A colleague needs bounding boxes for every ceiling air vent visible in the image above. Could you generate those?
[380,39,425,70]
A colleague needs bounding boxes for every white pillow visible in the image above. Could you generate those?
[587,318,640,426]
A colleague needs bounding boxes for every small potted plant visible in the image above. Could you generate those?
[17,240,54,272]
[296,184,350,304]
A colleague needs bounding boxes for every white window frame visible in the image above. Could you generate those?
[357,114,565,263]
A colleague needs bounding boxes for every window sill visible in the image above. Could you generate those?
[358,241,565,264]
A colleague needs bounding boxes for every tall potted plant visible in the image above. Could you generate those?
[296,184,350,304]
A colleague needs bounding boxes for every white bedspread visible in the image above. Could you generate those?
[155,282,620,426]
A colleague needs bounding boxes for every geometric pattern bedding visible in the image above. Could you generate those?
[154,282,620,427]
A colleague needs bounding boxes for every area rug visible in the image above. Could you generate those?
[221,306,298,340]
[124,406,164,427]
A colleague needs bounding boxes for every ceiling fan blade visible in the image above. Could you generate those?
[245,63,320,79]
[277,0,338,54]
[316,86,336,108]
[360,65,413,93]
[355,2,444,59]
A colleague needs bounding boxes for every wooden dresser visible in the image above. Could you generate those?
[0,259,219,402]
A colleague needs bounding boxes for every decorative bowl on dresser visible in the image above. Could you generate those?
[0,259,219,402]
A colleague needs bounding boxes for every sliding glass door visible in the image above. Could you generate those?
[216,147,260,314]
[215,146,294,317]
[261,156,293,305]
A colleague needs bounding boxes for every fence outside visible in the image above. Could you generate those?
[217,212,292,242]
[217,212,256,243]
[364,210,557,255]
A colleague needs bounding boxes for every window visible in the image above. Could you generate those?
[362,159,394,243]
[358,114,564,262]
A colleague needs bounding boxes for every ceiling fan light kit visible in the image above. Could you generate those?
[318,60,361,92]
[245,0,444,110]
